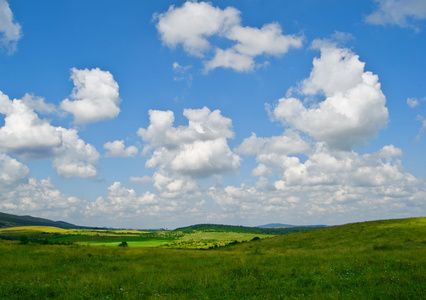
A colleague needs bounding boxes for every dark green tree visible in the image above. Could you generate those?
[118,241,128,247]
[19,235,29,245]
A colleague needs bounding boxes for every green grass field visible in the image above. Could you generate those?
[0,225,274,249]
[0,217,425,299]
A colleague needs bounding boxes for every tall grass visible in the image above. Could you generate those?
[0,217,425,299]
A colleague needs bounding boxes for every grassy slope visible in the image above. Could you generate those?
[0,217,425,299]
[0,212,80,229]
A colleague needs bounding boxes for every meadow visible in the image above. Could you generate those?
[0,217,425,299]
[0,224,293,249]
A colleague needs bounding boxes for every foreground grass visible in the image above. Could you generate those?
[0,217,425,299]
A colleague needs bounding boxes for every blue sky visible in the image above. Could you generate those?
[0,0,425,229]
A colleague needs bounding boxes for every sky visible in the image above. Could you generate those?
[0,0,425,229]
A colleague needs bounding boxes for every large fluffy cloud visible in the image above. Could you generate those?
[272,42,389,150]
[155,1,303,72]
[228,40,425,225]
[0,0,22,53]
[155,1,240,57]
[0,153,29,187]
[60,68,121,124]
[366,0,426,29]
[138,107,240,180]
[0,157,84,219]
[0,91,99,178]
[0,91,62,159]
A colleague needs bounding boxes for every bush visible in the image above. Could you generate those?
[19,235,29,245]
[118,241,128,247]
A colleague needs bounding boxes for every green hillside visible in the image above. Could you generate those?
[174,223,321,235]
[0,217,424,299]
[0,212,82,229]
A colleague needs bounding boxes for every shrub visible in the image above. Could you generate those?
[118,241,128,247]
[19,235,29,245]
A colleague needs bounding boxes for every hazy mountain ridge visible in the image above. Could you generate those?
[1,212,326,234]
[0,212,83,229]
[257,223,327,228]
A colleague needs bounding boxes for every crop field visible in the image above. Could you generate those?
[0,224,277,249]
[0,217,425,299]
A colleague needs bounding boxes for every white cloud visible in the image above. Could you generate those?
[0,90,99,178]
[224,38,426,225]
[155,1,240,57]
[366,0,426,29]
[210,142,425,224]
[138,107,240,180]
[237,130,312,157]
[273,43,389,150]
[21,93,57,114]
[88,182,159,216]
[204,48,254,73]
[227,23,303,57]
[129,176,153,184]
[416,115,426,140]
[52,128,99,178]
[172,62,192,83]
[407,97,419,108]
[0,0,22,53]
[155,1,303,72]
[0,91,63,159]
[0,153,29,186]
[0,174,85,220]
[60,68,121,124]
[170,138,240,178]
[151,171,200,199]
[104,140,138,157]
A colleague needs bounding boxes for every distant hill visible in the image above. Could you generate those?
[257,223,293,228]
[0,212,83,229]
[174,223,321,235]
[258,223,327,228]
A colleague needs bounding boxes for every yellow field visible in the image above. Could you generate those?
[0,226,150,236]
[0,226,71,235]
[180,231,273,241]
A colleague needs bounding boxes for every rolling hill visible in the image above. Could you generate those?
[0,212,83,229]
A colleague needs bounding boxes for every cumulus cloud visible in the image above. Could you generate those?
[0,153,29,186]
[88,182,159,216]
[20,93,57,114]
[210,143,424,224]
[366,0,426,29]
[0,0,22,53]
[0,170,84,220]
[138,107,240,180]
[52,128,99,178]
[60,68,121,124]
[0,91,62,159]
[0,90,99,178]
[204,48,255,73]
[155,1,303,72]
[104,140,138,157]
[227,22,303,57]
[273,43,389,150]
[225,38,426,225]
[155,1,240,57]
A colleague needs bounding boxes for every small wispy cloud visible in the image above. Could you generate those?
[407,97,420,108]
[366,0,426,31]
[0,0,22,54]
